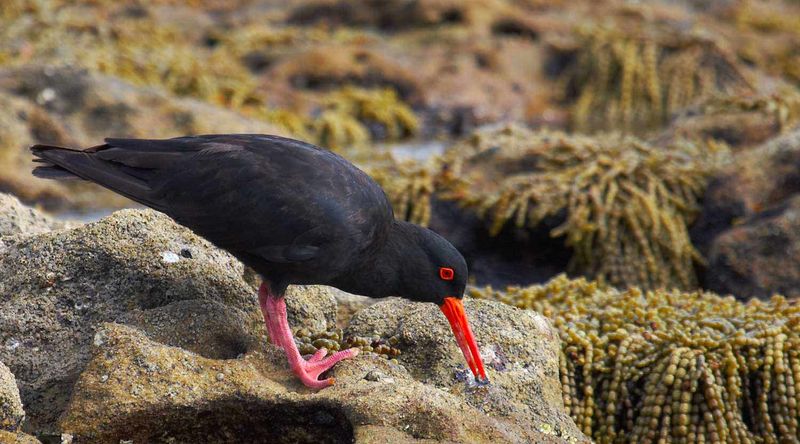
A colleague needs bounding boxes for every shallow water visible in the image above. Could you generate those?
[385,140,446,161]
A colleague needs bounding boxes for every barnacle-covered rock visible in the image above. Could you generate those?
[346,297,586,442]
[442,124,730,290]
[0,361,24,433]
[59,321,585,443]
[471,273,800,443]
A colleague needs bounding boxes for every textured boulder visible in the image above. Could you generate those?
[0,194,67,238]
[0,362,24,433]
[346,298,580,440]
[0,199,585,441]
[0,208,264,433]
[60,323,584,443]
[692,129,800,298]
[705,195,800,299]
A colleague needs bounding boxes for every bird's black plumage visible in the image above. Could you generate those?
[31,134,467,303]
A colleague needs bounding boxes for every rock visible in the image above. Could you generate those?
[284,285,338,334]
[705,195,800,299]
[692,129,800,298]
[0,208,263,433]
[692,129,800,255]
[0,194,67,238]
[0,65,288,212]
[60,323,585,443]
[0,194,585,442]
[346,297,581,441]
[0,362,23,432]
[331,289,376,329]
[0,430,41,444]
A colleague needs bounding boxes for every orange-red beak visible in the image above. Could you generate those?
[440,297,488,383]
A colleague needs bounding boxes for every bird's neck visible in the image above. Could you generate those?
[331,220,413,298]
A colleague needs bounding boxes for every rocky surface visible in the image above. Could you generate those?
[692,129,800,298]
[346,297,578,440]
[0,195,586,442]
[0,431,41,444]
[60,319,581,444]
[705,195,800,299]
[0,206,262,433]
[0,194,67,238]
[0,361,24,433]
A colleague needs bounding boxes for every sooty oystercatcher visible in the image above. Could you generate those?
[31,134,488,388]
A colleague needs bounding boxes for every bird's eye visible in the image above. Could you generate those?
[439,267,454,281]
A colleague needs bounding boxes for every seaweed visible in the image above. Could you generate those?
[556,26,754,134]
[471,274,800,443]
[442,125,730,290]
[365,155,438,226]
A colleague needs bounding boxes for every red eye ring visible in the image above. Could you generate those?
[439,267,454,281]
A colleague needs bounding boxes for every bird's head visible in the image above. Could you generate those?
[391,222,488,383]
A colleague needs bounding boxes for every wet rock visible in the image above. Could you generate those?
[0,65,288,212]
[705,195,800,299]
[0,361,24,432]
[692,129,800,298]
[0,194,67,238]
[346,297,584,442]
[60,323,584,443]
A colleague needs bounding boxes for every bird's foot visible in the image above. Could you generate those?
[292,347,360,389]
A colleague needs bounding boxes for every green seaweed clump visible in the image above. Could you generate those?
[470,274,800,444]
[443,125,730,290]
[557,26,753,134]
[316,87,419,150]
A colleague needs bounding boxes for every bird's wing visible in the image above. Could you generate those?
[32,134,394,264]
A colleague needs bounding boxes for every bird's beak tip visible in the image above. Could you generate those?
[440,296,488,383]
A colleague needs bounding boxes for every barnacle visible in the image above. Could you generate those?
[470,274,800,443]
[558,26,754,134]
[443,125,730,290]
[294,327,401,361]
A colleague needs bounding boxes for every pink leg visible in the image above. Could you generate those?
[259,283,282,346]
[261,283,360,389]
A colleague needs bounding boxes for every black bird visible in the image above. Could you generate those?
[31,134,487,388]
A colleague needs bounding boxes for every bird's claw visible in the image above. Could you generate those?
[293,347,360,389]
